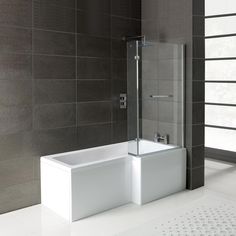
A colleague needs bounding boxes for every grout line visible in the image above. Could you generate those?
[32,0,37,186]
[34,102,77,107]
[77,100,113,104]
[32,0,35,134]
[187,165,205,170]
[32,79,77,81]
[33,125,78,131]
[110,1,114,143]
[75,0,78,128]
[77,121,114,128]
[0,21,139,39]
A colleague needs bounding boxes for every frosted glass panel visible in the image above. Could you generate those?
[205,0,236,16]
[205,16,236,37]
[205,105,236,128]
[205,127,236,152]
[206,60,236,81]
[206,36,236,58]
[205,83,236,104]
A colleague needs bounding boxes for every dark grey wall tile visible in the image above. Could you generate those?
[34,2,76,33]
[187,166,205,190]
[34,103,76,129]
[0,157,34,189]
[77,35,111,57]
[158,101,183,124]
[192,102,204,124]
[77,58,111,79]
[0,106,32,135]
[193,59,205,81]
[77,0,110,14]
[192,124,204,146]
[112,99,127,122]
[112,79,127,122]
[77,101,112,125]
[111,16,141,39]
[0,80,32,106]
[193,36,205,59]
[186,124,204,147]
[0,132,34,161]
[193,0,204,16]
[111,39,127,59]
[193,16,204,36]
[0,180,39,214]
[0,54,32,80]
[187,145,205,169]
[112,59,127,80]
[112,79,127,97]
[34,30,75,56]
[77,80,111,101]
[0,27,32,54]
[30,180,41,205]
[112,121,127,143]
[0,0,142,214]
[142,0,159,21]
[0,0,32,28]
[32,127,77,155]
[142,19,158,41]
[193,81,204,102]
[34,80,76,104]
[77,123,111,149]
[33,55,75,80]
[36,0,76,9]
[33,156,41,180]
[111,0,141,19]
[77,10,110,37]
[142,100,158,120]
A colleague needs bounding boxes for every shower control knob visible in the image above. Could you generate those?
[120,94,127,109]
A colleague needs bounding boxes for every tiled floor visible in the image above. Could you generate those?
[0,159,236,236]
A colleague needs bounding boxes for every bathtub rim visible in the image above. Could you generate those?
[130,146,184,159]
[41,142,185,173]
[41,142,129,172]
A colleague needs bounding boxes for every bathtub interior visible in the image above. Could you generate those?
[45,140,179,169]
[50,142,128,167]
[128,139,178,156]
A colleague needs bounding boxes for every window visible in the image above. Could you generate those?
[205,0,236,154]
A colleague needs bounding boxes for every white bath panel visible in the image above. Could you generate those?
[117,194,236,236]
[41,142,186,221]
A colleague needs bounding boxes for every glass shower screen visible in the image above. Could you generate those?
[127,40,185,156]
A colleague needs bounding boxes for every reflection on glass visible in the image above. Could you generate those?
[205,127,236,152]
[205,105,236,128]
[127,40,185,156]
[205,83,236,104]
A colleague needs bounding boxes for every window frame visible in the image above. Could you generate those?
[205,12,236,162]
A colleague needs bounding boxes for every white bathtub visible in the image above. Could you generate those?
[130,140,186,205]
[41,141,186,222]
